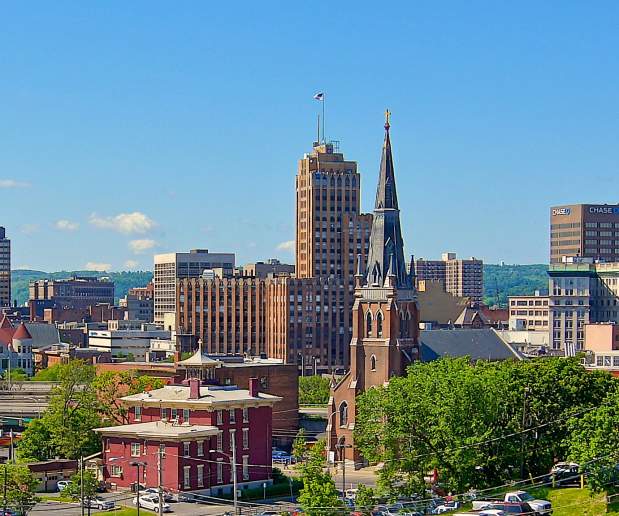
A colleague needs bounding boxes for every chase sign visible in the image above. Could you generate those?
[552,208,571,216]
[589,206,619,215]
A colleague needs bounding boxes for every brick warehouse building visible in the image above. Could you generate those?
[328,115,420,464]
[96,378,280,495]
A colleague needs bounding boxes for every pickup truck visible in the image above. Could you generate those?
[472,490,552,514]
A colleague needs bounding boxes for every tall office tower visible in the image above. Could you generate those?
[154,249,235,324]
[328,115,419,462]
[416,252,483,304]
[550,204,619,263]
[0,227,10,307]
[291,142,373,371]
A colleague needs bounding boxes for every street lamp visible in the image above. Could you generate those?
[130,461,147,516]
[210,443,238,515]
[335,441,352,499]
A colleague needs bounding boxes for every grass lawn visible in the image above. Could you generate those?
[105,506,139,516]
[529,487,619,516]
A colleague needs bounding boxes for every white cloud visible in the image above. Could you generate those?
[20,223,39,235]
[124,259,139,269]
[128,239,157,254]
[0,179,30,189]
[84,261,111,272]
[55,219,79,231]
[276,240,295,252]
[89,212,156,234]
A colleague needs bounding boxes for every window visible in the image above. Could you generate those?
[131,443,140,457]
[229,409,236,424]
[243,456,249,481]
[183,466,191,489]
[229,429,236,451]
[159,443,166,458]
[216,410,223,425]
[366,311,372,336]
[217,432,223,451]
[377,312,383,337]
[370,355,377,371]
[216,460,223,483]
[197,441,204,457]
[111,465,123,477]
[183,409,190,423]
[134,406,142,421]
[171,408,178,421]
[160,407,168,420]
[243,428,249,449]
[339,401,348,427]
[183,442,190,457]
[242,408,249,423]
[197,464,204,488]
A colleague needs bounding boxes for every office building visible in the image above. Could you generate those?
[241,259,294,279]
[328,115,420,464]
[88,322,170,361]
[416,252,484,304]
[120,282,154,322]
[550,203,619,263]
[581,322,619,375]
[508,292,550,331]
[29,276,114,309]
[0,227,10,307]
[154,249,235,324]
[548,260,619,355]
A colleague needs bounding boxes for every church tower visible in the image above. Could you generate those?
[327,112,420,465]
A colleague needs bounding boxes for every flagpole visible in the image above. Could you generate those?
[317,114,320,145]
[322,93,326,143]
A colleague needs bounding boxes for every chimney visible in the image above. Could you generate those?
[249,377,259,397]
[189,378,201,400]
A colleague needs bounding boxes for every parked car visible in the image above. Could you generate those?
[472,491,551,514]
[84,496,115,510]
[272,450,293,464]
[141,488,174,502]
[454,511,505,516]
[432,501,461,513]
[483,502,540,515]
[56,480,70,492]
[550,462,580,486]
[133,494,172,513]
[374,502,423,516]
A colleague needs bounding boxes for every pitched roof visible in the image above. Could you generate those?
[177,349,221,367]
[13,323,32,340]
[419,329,522,362]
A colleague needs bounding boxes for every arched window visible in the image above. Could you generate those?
[377,312,384,337]
[370,355,377,371]
[339,402,348,427]
[366,311,373,336]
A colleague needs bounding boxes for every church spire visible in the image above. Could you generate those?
[365,112,411,289]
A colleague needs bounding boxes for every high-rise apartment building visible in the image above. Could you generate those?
[416,252,483,304]
[0,227,10,307]
[154,249,235,324]
[550,204,619,263]
[548,260,619,355]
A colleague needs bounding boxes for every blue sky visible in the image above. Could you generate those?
[2,1,618,271]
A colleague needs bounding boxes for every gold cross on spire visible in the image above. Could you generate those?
[384,109,391,129]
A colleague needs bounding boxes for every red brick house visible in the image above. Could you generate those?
[95,377,280,496]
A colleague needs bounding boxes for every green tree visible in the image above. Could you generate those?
[92,371,164,424]
[63,470,98,502]
[292,429,308,464]
[2,368,29,382]
[16,418,59,461]
[354,484,376,515]
[567,390,619,493]
[298,440,344,516]
[1,464,39,514]
[19,361,103,461]
[32,363,64,381]
[299,376,330,405]
[354,357,617,497]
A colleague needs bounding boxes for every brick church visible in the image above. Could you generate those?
[327,113,420,465]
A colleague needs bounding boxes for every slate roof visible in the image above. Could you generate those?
[419,329,522,362]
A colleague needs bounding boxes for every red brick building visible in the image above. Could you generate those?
[96,378,280,495]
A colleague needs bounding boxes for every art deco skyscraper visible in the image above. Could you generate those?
[0,227,10,307]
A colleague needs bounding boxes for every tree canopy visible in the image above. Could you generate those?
[354,356,617,497]
[299,375,331,406]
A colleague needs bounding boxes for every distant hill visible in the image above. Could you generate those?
[10,264,547,309]
[10,270,153,306]
[483,264,548,307]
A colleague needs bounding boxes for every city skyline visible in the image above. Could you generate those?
[2,2,619,270]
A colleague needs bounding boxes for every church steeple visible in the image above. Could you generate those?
[365,111,411,289]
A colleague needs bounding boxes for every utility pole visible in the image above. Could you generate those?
[80,455,84,516]
[3,464,7,515]
[157,447,164,515]
[130,461,146,516]
[336,442,352,499]
[520,386,530,479]
[231,430,238,515]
